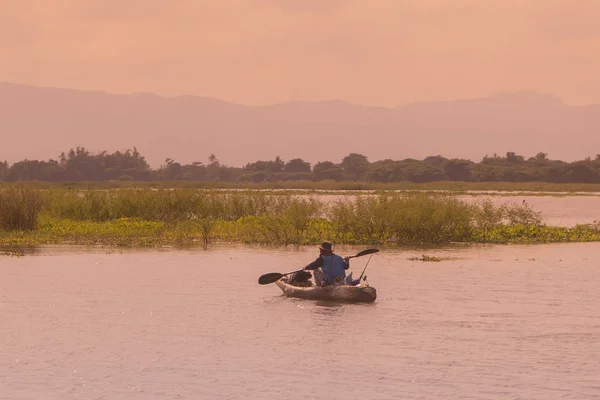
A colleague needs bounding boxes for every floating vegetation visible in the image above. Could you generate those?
[0,187,599,247]
[408,255,443,262]
[0,249,23,257]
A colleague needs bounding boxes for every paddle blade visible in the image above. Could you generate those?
[258,273,284,285]
[354,248,379,258]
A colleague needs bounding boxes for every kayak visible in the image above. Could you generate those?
[275,278,377,303]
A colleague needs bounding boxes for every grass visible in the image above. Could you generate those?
[1,186,600,248]
[0,185,43,230]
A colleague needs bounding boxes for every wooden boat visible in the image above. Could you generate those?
[275,278,377,303]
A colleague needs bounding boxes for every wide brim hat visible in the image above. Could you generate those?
[318,241,333,251]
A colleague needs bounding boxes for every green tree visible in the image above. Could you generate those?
[404,163,445,183]
[283,158,311,173]
[160,158,182,180]
[423,155,448,167]
[365,160,398,182]
[566,162,599,183]
[208,154,219,167]
[341,153,369,180]
[505,152,525,164]
[244,158,284,174]
[443,159,473,181]
[181,161,207,180]
[313,161,343,181]
[207,154,221,180]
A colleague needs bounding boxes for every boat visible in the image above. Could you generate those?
[275,277,377,303]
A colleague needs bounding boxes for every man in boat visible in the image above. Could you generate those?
[303,241,349,287]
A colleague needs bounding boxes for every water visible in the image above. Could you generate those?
[2,243,600,399]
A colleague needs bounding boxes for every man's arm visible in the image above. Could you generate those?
[304,257,323,270]
[343,257,350,270]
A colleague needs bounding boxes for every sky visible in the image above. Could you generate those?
[2,0,600,106]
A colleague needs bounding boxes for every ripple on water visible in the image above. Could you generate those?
[1,243,600,399]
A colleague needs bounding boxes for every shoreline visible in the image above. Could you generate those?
[4,180,600,194]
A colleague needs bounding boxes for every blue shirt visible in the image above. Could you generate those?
[305,253,349,284]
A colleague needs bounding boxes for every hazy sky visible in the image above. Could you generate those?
[2,0,599,106]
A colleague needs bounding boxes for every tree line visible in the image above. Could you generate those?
[2,147,600,183]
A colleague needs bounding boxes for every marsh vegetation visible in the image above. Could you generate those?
[1,185,599,247]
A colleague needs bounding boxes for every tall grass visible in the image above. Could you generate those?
[2,186,589,246]
[43,189,286,222]
[0,186,44,230]
[238,197,322,244]
[329,194,474,244]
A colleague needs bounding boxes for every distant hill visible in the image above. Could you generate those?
[1,82,599,167]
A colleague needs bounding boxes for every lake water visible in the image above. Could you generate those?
[2,243,600,399]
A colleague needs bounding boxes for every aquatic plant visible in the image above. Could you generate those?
[328,194,473,244]
[43,189,293,222]
[408,255,442,262]
[1,187,599,247]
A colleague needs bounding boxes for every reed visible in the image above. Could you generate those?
[235,198,322,244]
[1,187,599,246]
[328,194,473,244]
[0,186,44,231]
[43,189,284,221]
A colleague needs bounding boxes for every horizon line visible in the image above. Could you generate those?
[4,80,599,109]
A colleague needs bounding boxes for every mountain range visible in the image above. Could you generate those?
[1,82,599,167]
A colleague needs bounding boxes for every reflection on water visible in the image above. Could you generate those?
[0,246,39,257]
[2,243,600,400]
[312,300,346,309]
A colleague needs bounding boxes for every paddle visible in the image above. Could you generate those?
[346,248,379,260]
[258,269,305,285]
[257,248,379,285]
